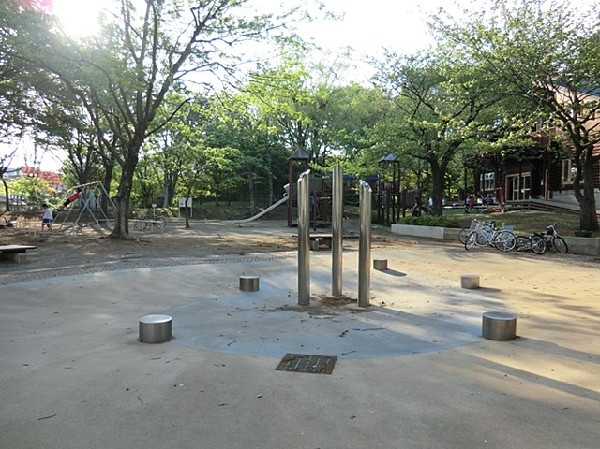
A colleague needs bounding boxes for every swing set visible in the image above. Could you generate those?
[58,181,116,234]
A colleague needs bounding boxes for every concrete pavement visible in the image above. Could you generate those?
[1,242,599,449]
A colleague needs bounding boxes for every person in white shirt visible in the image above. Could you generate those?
[41,204,53,231]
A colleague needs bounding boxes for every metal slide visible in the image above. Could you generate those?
[233,195,289,224]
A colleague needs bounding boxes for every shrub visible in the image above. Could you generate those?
[396,215,460,228]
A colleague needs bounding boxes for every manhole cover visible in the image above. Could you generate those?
[276,354,337,374]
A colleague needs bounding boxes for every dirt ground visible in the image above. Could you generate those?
[1,216,597,274]
[0,217,421,270]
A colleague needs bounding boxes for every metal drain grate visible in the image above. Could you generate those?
[276,354,337,374]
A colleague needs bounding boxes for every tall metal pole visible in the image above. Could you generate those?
[297,170,311,306]
[358,180,372,307]
[332,165,343,297]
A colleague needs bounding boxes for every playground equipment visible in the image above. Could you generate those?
[233,194,289,225]
[287,149,332,228]
[58,181,116,233]
[376,153,401,225]
[297,165,372,307]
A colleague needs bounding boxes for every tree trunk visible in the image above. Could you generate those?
[2,178,9,211]
[101,164,113,215]
[429,160,445,216]
[577,153,599,231]
[163,175,176,208]
[110,145,140,239]
[247,170,255,214]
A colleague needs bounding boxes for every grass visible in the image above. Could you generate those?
[182,201,597,238]
[445,209,593,237]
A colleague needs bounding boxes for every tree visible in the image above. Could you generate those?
[7,175,54,208]
[373,50,502,215]
[433,0,600,230]
[7,0,299,238]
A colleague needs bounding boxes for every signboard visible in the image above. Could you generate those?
[178,197,192,208]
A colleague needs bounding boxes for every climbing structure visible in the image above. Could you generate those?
[58,181,116,233]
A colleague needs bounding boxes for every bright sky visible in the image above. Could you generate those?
[4,0,593,171]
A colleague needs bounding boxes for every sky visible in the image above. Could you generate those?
[6,0,445,171]
[3,0,593,171]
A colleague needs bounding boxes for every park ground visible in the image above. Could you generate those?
[1,217,599,449]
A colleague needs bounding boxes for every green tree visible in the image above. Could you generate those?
[8,175,54,209]
[433,0,600,230]
[6,0,299,238]
[373,51,502,215]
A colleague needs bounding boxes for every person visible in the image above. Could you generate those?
[495,185,505,212]
[63,188,82,208]
[411,199,421,217]
[41,204,53,231]
[468,194,475,211]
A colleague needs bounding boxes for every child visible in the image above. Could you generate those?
[41,204,53,231]
[63,188,82,208]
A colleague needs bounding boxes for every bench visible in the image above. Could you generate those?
[309,234,333,250]
[0,245,38,263]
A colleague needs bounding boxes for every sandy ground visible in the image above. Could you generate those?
[1,216,597,272]
[2,217,600,449]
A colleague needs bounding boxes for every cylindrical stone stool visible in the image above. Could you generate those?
[139,314,172,343]
[460,274,480,289]
[373,259,388,270]
[482,311,517,341]
[239,275,260,292]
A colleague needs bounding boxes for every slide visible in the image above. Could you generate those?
[234,195,289,224]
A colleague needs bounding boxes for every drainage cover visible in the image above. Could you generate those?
[276,354,337,374]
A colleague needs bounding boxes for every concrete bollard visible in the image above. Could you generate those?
[460,274,480,289]
[139,314,173,343]
[239,275,260,292]
[373,259,388,270]
[482,311,517,341]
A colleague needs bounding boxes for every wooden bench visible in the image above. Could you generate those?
[0,245,38,263]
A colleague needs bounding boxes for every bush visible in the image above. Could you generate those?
[396,215,461,228]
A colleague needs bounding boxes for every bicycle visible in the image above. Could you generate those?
[458,219,479,244]
[515,233,547,254]
[465,220,517,252]
[134,206,167,232]
[541,223,568,253]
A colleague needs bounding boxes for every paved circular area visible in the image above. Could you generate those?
[165,257,496,359]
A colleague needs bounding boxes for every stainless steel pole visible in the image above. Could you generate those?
[332,165,343,297]
[358,180,372,307]
[297,170,311,306]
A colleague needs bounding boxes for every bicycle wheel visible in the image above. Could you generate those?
[464,231,477,250]
[458,227,471,244]
[134,220,147,231]
[531,235,547,254]
[156,216,167,231]
[494,230,516,252]
[515,236,530,252]
[552,236,568,254]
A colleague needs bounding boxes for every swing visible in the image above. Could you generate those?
[58,181,116,234]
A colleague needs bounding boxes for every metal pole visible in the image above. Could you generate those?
[332,165,343,297]
[297,170,311,306]
[358,180,372,307]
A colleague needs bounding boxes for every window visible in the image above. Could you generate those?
[481,172,495,191]
[562,159,577,184]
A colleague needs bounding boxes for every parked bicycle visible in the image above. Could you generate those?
[515,233,547,254]
[541,223,568,253]
[464,220,517,252]
[134,206,167,232]
[458,219,479,244]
